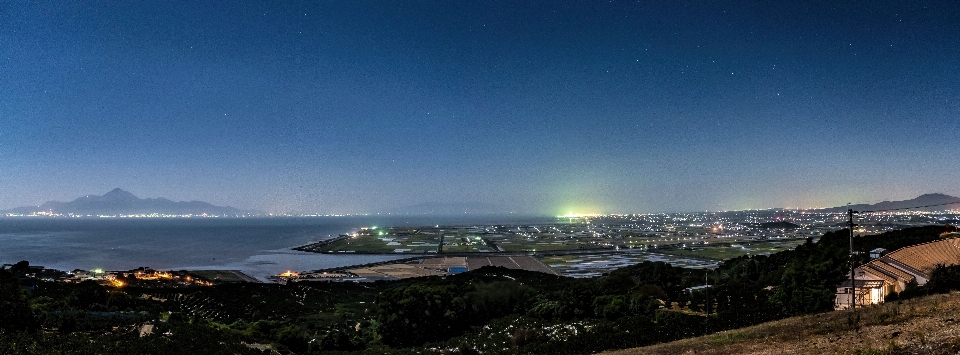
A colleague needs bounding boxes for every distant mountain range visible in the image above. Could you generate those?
[2,188,258,216]
[818,193,960,213]
[4,190,957,217]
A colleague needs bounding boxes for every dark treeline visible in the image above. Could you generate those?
[1,225,959,354]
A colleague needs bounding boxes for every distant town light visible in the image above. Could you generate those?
[558,213,599,218]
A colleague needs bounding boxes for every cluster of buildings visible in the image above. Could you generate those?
[112,268,216,287]
[3,263,225,288]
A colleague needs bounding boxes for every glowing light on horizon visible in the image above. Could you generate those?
[558,212,600,218]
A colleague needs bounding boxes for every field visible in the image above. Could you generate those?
[318,231,445,254]
[540,252,718,277]
[655,239,808,260]
[301,224,813,279]
[291,256,557,281]
[308,225,643,254]
[496,238,588,252]
[186,270,257,283]
[307,222,815,258]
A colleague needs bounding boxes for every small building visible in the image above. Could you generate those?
[869,248,887,259]
[835,279,886,309]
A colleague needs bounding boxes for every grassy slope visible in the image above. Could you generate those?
[603,291,960,355]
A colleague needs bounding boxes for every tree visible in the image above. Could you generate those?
[0,269,39,333]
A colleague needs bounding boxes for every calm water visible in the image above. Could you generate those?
[0,215,552,281]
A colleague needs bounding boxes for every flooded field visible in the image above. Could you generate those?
[540,252,718,278]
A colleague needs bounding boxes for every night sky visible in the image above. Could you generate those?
[2,1,958,215]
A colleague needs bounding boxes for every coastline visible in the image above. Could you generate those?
[0,215,557,282]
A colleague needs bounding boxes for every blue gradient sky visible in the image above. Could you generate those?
[2,1,958,215]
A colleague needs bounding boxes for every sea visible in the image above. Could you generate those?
[0,215,554,282]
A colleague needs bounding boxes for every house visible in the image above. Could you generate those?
[835,237,960,310]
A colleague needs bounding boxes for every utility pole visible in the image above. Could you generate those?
[848,208,858,309]
[705,269,710,335]
[705,270,709,316]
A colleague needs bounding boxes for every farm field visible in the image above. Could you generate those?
[540,252,718,278]
[655,238,808,260]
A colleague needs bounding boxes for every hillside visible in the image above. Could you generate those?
[604,291,960,355]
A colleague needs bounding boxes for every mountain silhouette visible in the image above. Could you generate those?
[2,189,257,216]
[818,193,960,213]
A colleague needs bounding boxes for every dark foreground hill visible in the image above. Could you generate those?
[2,188,257,216]
[604,291,960,355]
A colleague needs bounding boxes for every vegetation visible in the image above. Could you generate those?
[604,291,960,355]
[1,225,957,354]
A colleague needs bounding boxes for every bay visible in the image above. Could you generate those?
[0,215,552,281]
